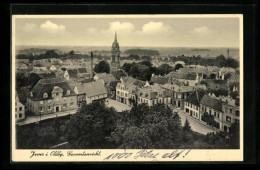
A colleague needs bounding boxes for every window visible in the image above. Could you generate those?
[39,107,43,111]
[19,107,22,111]
[125,93,127,97]
[48,100,52,103]
[15,108,17,112]
[15,114,17,118]
[43,93,48,98]
[40,101,43,105]
[235,119,239,124]
[209,109,212,115]
[226,116,231,122]
[70,102,74,106]
[225,107,228,112]
[48,106,51,110]
[66,90,70,95]
[19,113,22,118]
[214,112,216,117]
[15,102,17,106]
[235,110,240,116]
[229,108,233,114]
[63,104,67,108]
[56,93,59,96]
[117,91,119,94]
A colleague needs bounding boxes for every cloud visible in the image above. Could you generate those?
[142,22,171,34]
[108,22,135,33]
[192,26,212,34]
[40,20,65,33]
[23,23,37,32]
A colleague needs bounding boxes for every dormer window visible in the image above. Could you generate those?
[43,93,48,98]
[30,92,33,97]
[66,90,70,95]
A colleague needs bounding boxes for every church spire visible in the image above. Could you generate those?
[114,32,117,42]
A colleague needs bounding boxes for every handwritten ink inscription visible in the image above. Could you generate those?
[103,149,191,160]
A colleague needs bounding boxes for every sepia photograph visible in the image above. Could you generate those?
[12,14,243,162]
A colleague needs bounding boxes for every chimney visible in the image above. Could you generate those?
[227,49,229,58]
[90,52,94,79]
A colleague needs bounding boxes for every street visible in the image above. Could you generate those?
[172,108,216,135]
[105,98,131,112]
[16,109,78,126]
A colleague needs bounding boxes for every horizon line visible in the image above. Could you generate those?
[15,45,240,49]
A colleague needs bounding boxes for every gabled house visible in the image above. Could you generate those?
[64,69,78,80]
[49,65,57,71]
[64,68,90,80]
[162,83,194,108]
[15,91,25,122]
[138,84,171,106]
[184,89,207,120]
[73,80,108,104]
[200,94,224,130]
[27,77,78,116]
[116,77,145,105]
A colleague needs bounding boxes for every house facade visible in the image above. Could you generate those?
[200,94,224,130]
[218,96,240,132]
[116,77,145,105]
[15,92,25,122]
[138,84,171,106]
[27,78,78,116]
[184,89,207,120]
[162,83,194,108]
[73,80,108,105]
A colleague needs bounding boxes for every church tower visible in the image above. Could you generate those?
[111,32,120,72]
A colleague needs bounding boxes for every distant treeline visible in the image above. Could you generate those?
[124,49,160,56]
[16,50,110,61]
[168,55,239,68]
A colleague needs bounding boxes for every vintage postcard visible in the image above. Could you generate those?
[12,14,243,162]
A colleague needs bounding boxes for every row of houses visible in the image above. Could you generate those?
[14,77,108,122]
[184,89,239,132]
[116,76,201,108]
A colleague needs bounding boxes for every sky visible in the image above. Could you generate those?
[14,16,241,48]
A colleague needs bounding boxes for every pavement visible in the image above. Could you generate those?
[105,98,131,112]
[16,109,78,126]
[172,107,216,135]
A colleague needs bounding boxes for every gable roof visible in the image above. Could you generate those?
[95,73,116,84]
[74,81,107,97]
[200,95,223,112]
[29,77,76,101]
[150,75,169,85]
[185,88,207,106]
[67,69,78,78]
[166,72,197,80]
[122,76,145,88]
[206,79,228,91]
[77,68,87,73]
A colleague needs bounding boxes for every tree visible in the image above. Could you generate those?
[64,102,117,148]
[225,58,239,68]
[108,104,184,149]
[216,55,226,67]
[174,64,183,71]
[141,55,152,61]
[129,64,152,81]
[94,60,110,74]
[111,70,127,80]
[183,119,192,132]
[69,50,75,56]
[156,64,174,75]
[229,122,240,149]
